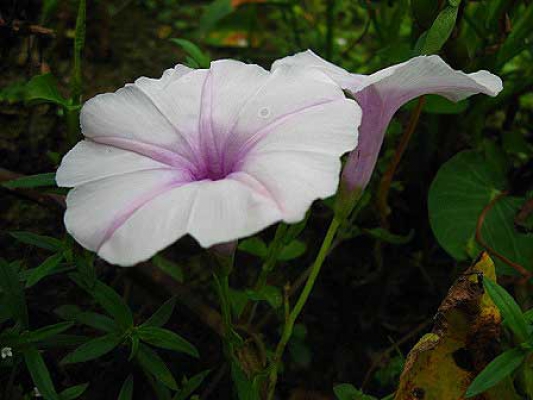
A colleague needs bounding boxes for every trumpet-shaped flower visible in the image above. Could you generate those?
[272,51,503,193]
[57,60,362,266]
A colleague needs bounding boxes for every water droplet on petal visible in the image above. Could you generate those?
[258,107,271,119]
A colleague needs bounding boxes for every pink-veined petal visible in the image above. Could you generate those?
[56,140,170,187]
[64,169,190,256]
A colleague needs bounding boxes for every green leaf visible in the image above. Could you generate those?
[129,332,140,361]
[152,256,184,283]
[466,348,525,398]
[59,383,89,400]
[2,172,57,189]
[137,343,178,391]
[245,286,282,309]
[363,227,414,245]
[0,258,28,327]
[228,288,249,319]
[27,322,74,343]
[428,150,533,273]
[61,333,122,364]
[26,253,64,288]
[23,347,60,400]
[142,297,177,328]
[333,383,377,400]
[278,240,306,261]
[238,237,268,258]
[496,4,533,67]
[89,281,134,330]
[483,278,529,343]
[55,305,116,333]
[173,370,210,400]
[25,74,68,106]
[230,361,260,400]
[9,231,63,251]
[138,326,199,358]
[118,375,134,400]
[198,0,234,35]
[406,95,469,114]
[169,39,211,68]
[422,5,459,54]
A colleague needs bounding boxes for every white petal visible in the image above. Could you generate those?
[235,97,361,221]
[239,151,342,223]
[98,182,201,266]
[99,178,281,264]
[271,49,365,89]
[356,55,503,105]
[64,169,189,255]
[187,179,281,248]
[56,140,169,187]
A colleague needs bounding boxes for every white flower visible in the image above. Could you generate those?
[56,60,362,266]
[1,347,12,359]
[272,50,503,191]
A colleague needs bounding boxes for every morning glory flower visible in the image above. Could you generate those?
[57,60,362,266]
[1,347,13,359]
[272,50,503,194]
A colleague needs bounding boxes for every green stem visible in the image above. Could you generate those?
[266,217,341,400]
[65,107,81,147]
[246,224,287,324]
[214,267,235,358]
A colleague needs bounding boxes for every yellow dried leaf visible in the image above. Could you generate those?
[395,253,520,400]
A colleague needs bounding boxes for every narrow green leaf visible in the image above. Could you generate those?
[466,348,525,397]
[25,74,67,106]
[496,4,533,67]
[118,375,134,400]
[173,370,211,400]
[483,278,529,343]
[9,231,63,251]
[142,297,177,328]
[137,344,178,390]
[59,383,89,400]
[0,258,28,327]
[245,286,282,309]
[23,347,60,400]
[61,333,122,365]
[55,305,116,332]
[2,172,57,189]
[138,326,199,358]
[197,0,234,35]
[169,38,211,68]
[238,237,268,258]
[90,281,134,330]
[422,5,459,54]
[230,361,260,400]
[363,227,414,245]
[26,253,64,288]
[152,256,184,283]
[27,322,74,343]
[278,240,306,261]
[333,383,377,400]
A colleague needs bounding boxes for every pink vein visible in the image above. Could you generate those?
[96,179,189,251]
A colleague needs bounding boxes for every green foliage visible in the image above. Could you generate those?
[428,150,533,273]
[152,255,185,283]
[2,172,57,189]
[118,375,134,400]
[169,39,211,68]
[137,326,199,358]
[466,348,525,398]
[483,278,528,342]
[137,343,179,390]
[333,383,377,400]
[421,4,459,55]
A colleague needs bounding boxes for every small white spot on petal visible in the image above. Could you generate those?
[258,107,271,119]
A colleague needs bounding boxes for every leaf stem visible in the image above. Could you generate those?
[266,217,341,400]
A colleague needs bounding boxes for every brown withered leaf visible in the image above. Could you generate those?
[395,252,520,400]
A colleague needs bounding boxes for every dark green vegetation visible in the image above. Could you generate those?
[1,1,532,399]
